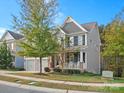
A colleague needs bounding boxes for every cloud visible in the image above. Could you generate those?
[54,12,66,25]
[0,27,7,38]
[45,0,50,3]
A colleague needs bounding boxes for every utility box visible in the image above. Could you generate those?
[102,71,113,78]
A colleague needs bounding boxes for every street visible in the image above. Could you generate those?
[0,84,46,93]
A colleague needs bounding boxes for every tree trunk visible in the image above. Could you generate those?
[40,57,42,74]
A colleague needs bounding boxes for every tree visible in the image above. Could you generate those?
[102,9,124,76]
[0,42,13,69]
[13,0,59,74]
[98,25,105,45]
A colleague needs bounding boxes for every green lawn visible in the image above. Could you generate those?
[12,72,124,83]
[0,75,124,93]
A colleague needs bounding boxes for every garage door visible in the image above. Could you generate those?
[25,58,48,72]
[25,60,35,71]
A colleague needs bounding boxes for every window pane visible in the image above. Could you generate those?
[82,35,85,45]
[83,52,85,63]
[66,37,70,47]
[74,36,78,46]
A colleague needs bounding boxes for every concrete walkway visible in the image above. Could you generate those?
[0,70,124,87]
[0,80,100,93]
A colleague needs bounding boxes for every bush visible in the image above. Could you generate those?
[44,67,51,72]
[114,67,123,77]
[53,68,62,73]
[63,69,81,75]
[13,68,25,71]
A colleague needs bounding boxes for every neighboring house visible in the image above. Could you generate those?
[0,31,24,68]
[0,31,48,71]
[51,17,101,74]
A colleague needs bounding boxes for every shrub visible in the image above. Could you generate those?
[53,68,62,73]
[44,67,51,72]
[63,69,81,75]
[14,68,25,71]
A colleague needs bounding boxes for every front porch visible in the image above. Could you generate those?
[64,52,82,70]
[50,51,87,71]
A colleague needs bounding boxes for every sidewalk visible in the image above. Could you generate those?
[0,70,124,87]
[0,80,100,93]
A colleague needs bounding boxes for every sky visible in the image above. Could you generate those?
[0,0,124,36]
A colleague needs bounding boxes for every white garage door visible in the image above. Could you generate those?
[26,60,35,71]
[25,57,48,72]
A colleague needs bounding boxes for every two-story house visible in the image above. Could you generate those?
[0,17,101,74]
[1,31,24,68]
[51,17,101,74]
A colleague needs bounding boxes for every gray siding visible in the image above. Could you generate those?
[86,28,100,74]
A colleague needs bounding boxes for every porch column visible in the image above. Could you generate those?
[80,51,84,72]
[80,51,83,63]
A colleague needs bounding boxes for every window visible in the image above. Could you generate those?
[74,52,80,62]
[83,52,85,63]
[66,37,70,47]
[74,36,78,46]
[82,35,85,45]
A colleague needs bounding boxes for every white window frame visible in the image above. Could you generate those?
[82,34,87,46]
[11,43,14,50]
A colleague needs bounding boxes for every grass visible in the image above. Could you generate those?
[12,72,113,83]
[0,75,124,93]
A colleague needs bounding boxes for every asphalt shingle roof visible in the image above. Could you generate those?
[81,22,97,31]
[61,21,97,34]
[8,31,24,40]
[62,22,83,34]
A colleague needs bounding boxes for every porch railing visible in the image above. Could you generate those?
[63,62,82,69]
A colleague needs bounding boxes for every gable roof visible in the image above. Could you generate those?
[1,30,24,41]
[61,22,84,34]
[61,17,87,34]
[7,31,24,40]
[81,22,97,31]
[60,17,98,34]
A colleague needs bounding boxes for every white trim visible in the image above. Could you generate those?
[58,27,66,34]
[11,43,14,50]
[80,51,83,63]
[66,32,86,36]
[25,57,48,60]
[85,33,88,46]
